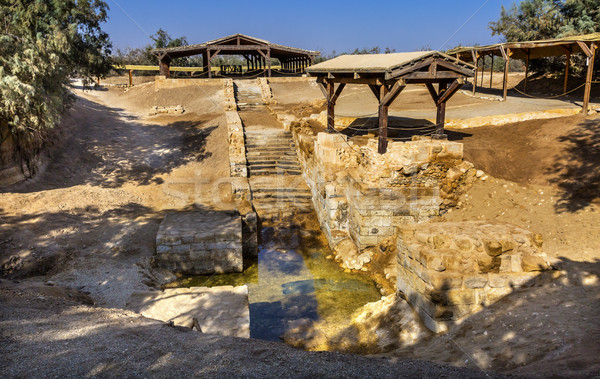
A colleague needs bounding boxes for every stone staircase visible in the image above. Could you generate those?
[234,80,264,110]
[244,129,313,222]
[245,129,302,176]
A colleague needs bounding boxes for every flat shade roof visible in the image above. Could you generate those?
[448,32,600,60]
[306,51,474,75]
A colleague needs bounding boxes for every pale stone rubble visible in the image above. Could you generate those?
[397,221,551,332]
[149,105,184,115]
[127,285,250,338]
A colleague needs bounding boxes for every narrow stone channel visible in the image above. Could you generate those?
[167,219,380,342]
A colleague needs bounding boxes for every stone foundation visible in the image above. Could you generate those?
[396,221,551,332]
[223,78,248,178]
[155,211,243,275]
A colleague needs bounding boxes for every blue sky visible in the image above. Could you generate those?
[103,0,517,54]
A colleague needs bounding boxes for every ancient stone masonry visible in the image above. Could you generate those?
[224,79,248,178]
[149,105,184,115]
[257,78,276,105]
[155,211,243,275]
[294,131,476,253]
[396,221,551,332]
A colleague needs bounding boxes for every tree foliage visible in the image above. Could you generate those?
[489,0,600,41]
[0,0,112,169]
[113,29,195,67]
[488,0,600,75]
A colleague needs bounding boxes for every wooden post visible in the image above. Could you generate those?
[489,55,494,88]
[206,49,212,78]
[267,49,271,77]
[378,85,389,154]
[158,55,171,78]
[500,46,510,100]
[471,50,478,95]
[319,81,346,132]
[128,69,133,86]
[582,42,596,115]
[435,82,448,138]
[480,56,485,85]
[524,50,529,93]
[564,51,571,94]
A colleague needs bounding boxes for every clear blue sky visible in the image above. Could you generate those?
[103,0,516,55]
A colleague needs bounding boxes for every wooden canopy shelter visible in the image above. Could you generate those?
[152,33,318,78]
[306,51,475,154]
[447,33,599,112]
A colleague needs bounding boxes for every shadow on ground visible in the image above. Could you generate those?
[547,117,600,212]
[2,95,219,193]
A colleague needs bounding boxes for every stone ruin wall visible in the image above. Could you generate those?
[290,130,478,276]
[397,222,551,332]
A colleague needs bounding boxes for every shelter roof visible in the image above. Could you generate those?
[152,33,318,59]
[447,32,600,60]
[307,51,475,81]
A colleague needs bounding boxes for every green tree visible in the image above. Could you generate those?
[0,0,112,174]
[489,0,600,41]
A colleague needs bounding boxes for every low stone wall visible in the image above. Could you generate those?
[396,221,551,332]
[154,76,223,90]
[257,78,276,105]
[223,79,248,178]
[155,211,243,275]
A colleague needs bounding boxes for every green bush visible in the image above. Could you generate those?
[0,0,112,172]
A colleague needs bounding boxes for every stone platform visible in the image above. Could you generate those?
[155,211,243,275]
[127,285,250,338]
[396,221,551,332]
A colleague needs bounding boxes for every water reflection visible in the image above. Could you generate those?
[167,225,381,342]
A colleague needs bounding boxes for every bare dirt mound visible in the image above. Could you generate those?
[450,113,600,211]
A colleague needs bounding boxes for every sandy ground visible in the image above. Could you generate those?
[1,78,599,377]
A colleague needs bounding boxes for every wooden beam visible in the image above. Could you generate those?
[582,42,596,115]
[331,83,346,104]
[368,84,381,101]
[128,69,133,86]
[577,41,593,57]
[388,57,434,78]
[315,76,386,85]
[318,82,328,98]
[425,83,438,102]
[436,79,463,106]
[378,85,389,154]
[402,72,464,80]
[381,79,406,106]
[267,48,271,77]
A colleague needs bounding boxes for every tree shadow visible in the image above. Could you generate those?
[546,117,600,212]
[1,95,219,193]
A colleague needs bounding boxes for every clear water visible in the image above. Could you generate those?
[166,224,381,342]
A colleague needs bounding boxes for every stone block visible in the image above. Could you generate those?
[156,211,243,275]
[464,275,488,289]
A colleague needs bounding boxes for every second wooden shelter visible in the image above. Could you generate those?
[306,51,475,154]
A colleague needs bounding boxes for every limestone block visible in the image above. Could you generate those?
[156,211,243,275]
[396,221,551,332]
[127,285,250,338]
